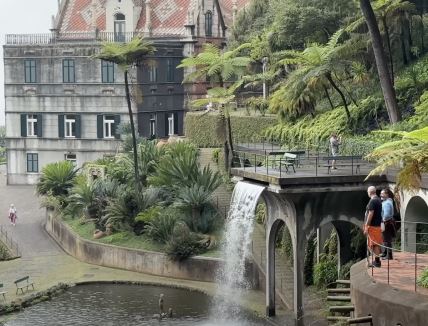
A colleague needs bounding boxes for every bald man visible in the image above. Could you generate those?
[364,186,383,268]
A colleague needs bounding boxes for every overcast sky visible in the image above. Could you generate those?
[0,0,58,126]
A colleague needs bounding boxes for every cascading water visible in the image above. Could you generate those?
[211,181,265,321]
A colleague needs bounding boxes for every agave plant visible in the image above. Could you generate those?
[36,161,78,198]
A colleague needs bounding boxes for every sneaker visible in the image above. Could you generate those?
[381,256,393,260]
[368,262,381,268]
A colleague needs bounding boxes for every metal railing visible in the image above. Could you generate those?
[232,149,369,178]
[367,221,428,292]
[0,225,21,258]
[5,31,141,45]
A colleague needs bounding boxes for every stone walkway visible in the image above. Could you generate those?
[369,251,428,295]
[0,166,267,319]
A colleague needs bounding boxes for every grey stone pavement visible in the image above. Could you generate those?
[0,165,63,259]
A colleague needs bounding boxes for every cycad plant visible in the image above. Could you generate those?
[36,161,78,198]
[366,126,428,191]
[93,38,156,193]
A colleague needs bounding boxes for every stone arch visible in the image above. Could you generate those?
[403,195,428,252]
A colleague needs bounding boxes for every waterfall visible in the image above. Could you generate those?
[211,181,265,320]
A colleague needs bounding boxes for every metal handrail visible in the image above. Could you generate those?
[232,149,370,177]
[366,222,428,292]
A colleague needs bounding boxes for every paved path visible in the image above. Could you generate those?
[370,251,428,295]
[0,166,270,321]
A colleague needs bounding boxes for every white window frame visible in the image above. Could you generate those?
[168,113,174,136]
[27,114,38,137]
[65,153,77,167]
[104,115,115,139]
[65,115,76,138]
[150,114,156,137]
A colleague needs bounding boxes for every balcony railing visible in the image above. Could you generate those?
[5,31,141,45]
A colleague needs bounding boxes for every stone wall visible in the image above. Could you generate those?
[351,260,428,325]
[45,212,221,282]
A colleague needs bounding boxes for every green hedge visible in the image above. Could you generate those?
[185,112,277,147]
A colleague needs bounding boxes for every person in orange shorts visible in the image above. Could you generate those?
[364,186,383,268]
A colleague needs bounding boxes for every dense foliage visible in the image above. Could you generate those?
[37,140,222,260]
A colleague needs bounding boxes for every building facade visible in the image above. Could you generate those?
[4,0,249,184]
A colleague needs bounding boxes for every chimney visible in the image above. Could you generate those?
[144,0,152,36]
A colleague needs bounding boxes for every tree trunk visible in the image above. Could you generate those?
[324,86,335,110]
[421,13,425,53]
[326,73,351,122]
[218,74,234,175]
[124,70,141,193]
[360,0,401,124]
[381,16,395,85]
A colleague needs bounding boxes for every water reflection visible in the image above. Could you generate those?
[4,284,267,326]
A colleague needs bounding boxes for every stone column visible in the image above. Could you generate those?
[333,221,353,274]
[265,222,276,316]
[316,223,334,263]
[293,221,306,326]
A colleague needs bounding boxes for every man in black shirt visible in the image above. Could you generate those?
[364,186,383,267]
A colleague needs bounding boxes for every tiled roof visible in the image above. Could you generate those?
[61,0,106,32]
[135,0,191,36]
[57,0,250,37]
[58,0,191,37]
[219,0,250,27]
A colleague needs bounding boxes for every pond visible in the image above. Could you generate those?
[3,284,268,326]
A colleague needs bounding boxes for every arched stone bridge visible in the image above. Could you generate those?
[231,165,428,326]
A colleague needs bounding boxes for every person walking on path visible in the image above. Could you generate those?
[380,189,396,260]
[364,186,383,268]
[8,204,17,226]
[329,133,342,169]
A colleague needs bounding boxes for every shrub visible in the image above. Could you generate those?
[165,222,202,261]
[255,202,266,225]
[0,243,11,261]
[314,254,338,288]
[145,209,180,243]
[417,268,428,288]
[134,206,162,235]
[304,235,317,285]
[339,260,356,280]
[36,161,78,198]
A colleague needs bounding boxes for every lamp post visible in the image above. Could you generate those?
[262,56,268,100]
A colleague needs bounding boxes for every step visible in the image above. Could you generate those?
[327,296,351,302]
[329,305,355,313]
[336,280,351,285]
[328,288,351,294]
[327,316,350,322]
[349,316,373,324]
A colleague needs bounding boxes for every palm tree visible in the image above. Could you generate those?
[177,43,252,173]
[93,38,156,192]
[359,0,402,123]
[271,30,366,121]
[366,126,428,191]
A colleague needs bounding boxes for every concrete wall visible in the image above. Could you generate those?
[351,260,428,325]
[45,212,221,283]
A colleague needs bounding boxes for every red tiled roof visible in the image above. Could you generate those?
[57,0,249,36]
[58,0,190,36]
[135,0,191,36]
[219,0,250,27]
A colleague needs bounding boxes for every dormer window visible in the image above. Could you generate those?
[114,13,126,42]
[205,11,212,37]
